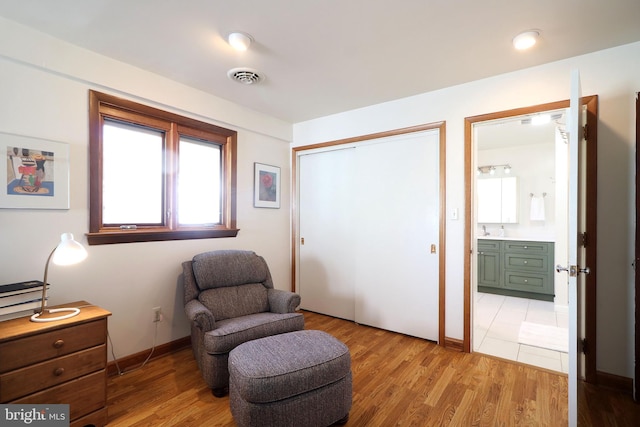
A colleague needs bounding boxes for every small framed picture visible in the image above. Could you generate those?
[1,132,70,209]
[254,162,280,208]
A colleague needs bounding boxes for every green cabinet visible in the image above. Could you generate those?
[477,240,501,289]
[477,239,555,301]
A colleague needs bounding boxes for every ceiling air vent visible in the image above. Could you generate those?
[227,68,263,85]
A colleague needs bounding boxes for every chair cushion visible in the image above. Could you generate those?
[229,330,351,403]
[199,283,269,321]
[204,312,304,355]
[192,250,272,290]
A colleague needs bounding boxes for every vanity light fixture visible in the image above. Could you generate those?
[227,32,253,51]
[513,30,539,50]
[477,164,511,175]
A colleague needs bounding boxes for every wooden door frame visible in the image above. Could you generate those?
[634,92,639,401]
[463,96,598,384]
[291,122,447,345]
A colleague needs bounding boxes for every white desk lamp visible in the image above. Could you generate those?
[30,233,88,322]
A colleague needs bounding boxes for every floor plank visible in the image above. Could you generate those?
[106,310,639,426]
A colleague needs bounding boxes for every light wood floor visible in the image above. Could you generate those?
[107,310,639,426]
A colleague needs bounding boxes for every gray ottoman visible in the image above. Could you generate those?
[229,330,352,427]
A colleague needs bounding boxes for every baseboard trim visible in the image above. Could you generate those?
[596,370,633,395]
[107,336,191,377]
[444,336,464,352]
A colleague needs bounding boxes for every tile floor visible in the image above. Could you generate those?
[473,292,569,373]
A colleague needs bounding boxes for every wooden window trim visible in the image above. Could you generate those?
[87,90,238,245]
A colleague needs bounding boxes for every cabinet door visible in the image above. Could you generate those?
[478,250,501,288]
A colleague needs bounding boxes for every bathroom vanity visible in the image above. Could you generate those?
[477,238,555,301]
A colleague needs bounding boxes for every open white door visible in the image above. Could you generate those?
[559,68,587,427]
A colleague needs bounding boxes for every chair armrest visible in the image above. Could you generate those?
[185,299,215,332]
[268,289,301,313]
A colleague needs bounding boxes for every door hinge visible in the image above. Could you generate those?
[579,232,588,247]
[582,123,589,141]
[581,338,588,355]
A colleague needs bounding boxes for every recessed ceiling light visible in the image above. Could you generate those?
[227,32,253,51]
[513,30,540,50]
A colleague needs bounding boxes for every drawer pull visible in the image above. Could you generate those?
[523,261,528,264]
[524,279,528,283]
[523,246,528,249]
[53,339,65,348]
[54,367,65,376]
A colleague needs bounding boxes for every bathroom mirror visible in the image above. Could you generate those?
[477,176,518,223]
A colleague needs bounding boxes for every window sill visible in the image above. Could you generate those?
[86,228,240,245]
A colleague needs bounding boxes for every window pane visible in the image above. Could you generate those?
[103,121,164,224]
[178,137,221,225]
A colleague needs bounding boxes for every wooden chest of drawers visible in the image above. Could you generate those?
[0,301,111,427]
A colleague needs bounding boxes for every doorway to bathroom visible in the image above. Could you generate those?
[472,107,569,373]
[464,95,598,383]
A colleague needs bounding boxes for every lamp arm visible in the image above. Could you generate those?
[38,246,57,315]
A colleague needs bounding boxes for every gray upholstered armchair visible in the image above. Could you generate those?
[182,250,304,397]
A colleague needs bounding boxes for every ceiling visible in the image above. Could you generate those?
[1,1,640,124]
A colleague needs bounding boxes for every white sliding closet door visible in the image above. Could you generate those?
[296,129,440,340]
[298,148,356,320]
[354,131,440,340]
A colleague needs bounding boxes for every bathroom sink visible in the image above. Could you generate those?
[477,235,554,242]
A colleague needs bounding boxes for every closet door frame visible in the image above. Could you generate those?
[292,121,447,345]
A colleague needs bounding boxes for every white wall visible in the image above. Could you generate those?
[0,18,293,360]
[293,41,640,379]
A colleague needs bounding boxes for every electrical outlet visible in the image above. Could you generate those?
[152,306,162,323]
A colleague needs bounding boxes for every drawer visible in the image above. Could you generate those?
[0,319,106,373]
[478,239,501,251]
[0,344,106,401]
[503,241,551,254]
[504,253,549,273]
[11,370,106,422]
[504,271,552,294]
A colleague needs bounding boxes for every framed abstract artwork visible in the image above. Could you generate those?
[1,132,70,209]
[254,162,280,208]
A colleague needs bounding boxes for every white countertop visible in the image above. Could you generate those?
[477,236,554,242]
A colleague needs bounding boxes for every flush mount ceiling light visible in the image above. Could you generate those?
[227,67,264,85]
[227,32,253,51]
[513,30,540,50]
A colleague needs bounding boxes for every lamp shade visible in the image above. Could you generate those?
[30,232,87,322]
[51,233,88,266]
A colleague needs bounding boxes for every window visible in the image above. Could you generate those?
[88,90,238,245]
